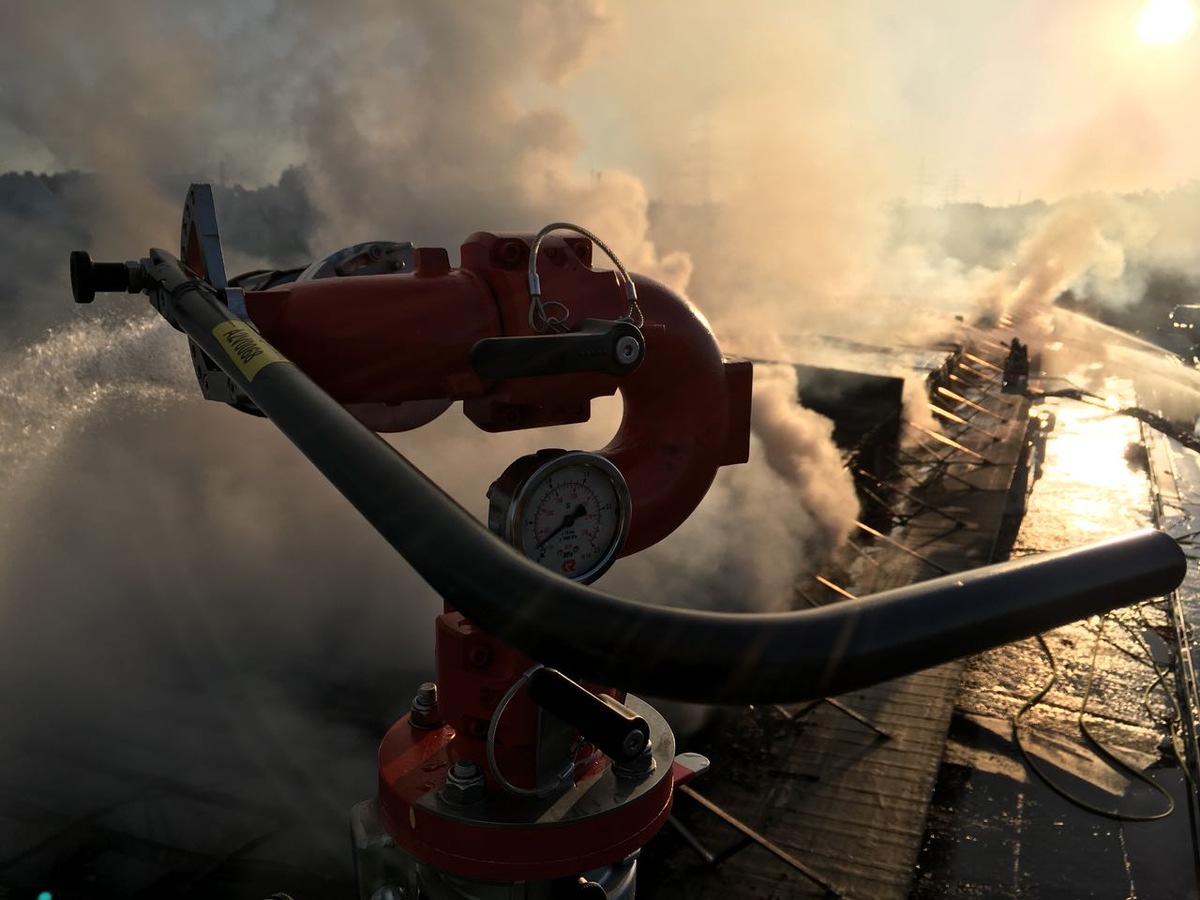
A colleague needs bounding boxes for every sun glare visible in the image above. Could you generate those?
[1137,0,1196,44]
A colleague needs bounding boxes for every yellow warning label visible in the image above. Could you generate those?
[211,321,287,382]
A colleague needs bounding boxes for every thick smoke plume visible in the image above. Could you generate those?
[0,3,878,889]
[972,195,1157,328]
[604,365,857,613]
[897,189,1200,429]
[747,366,858,565]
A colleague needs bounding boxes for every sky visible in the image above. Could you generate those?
[3,0,1198,337]
[4,1,1199,207]
[555,0,1200,206]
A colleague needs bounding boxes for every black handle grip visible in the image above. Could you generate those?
[470,319,644,380]
[528,668,650,762]
[69,251,143,304]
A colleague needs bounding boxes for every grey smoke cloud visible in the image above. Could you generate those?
[0,3,863,890]
[602,364,857,613]
[0,3,653,889]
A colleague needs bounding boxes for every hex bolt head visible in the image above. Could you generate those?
[441,758,486,805]
[622,727,647,758]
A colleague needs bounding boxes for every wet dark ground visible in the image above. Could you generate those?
[913,386,1200,899]
[914,725,1196,899]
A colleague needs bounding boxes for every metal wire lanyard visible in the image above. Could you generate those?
[486,663,581,799]
[526,222,644,333]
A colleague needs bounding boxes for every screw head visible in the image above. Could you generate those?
[622,728,647,758]
[615,335,641,365]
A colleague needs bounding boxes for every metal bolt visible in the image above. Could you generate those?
[574,878,607,898]
[411,682,437,714]
[615,335,641,365]
[622,727,647,758]
[450,760,481,780]
[441,758,486,805]
[409,681,441,729]
[614,744,655,781]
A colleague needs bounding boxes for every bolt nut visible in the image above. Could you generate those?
[441,758,486,806]
[622,727,648,758]
[440,781,485,805]
[412,682,437,711]
[614,743,655,781]
[615,335,642,365]
[410,682,436,712]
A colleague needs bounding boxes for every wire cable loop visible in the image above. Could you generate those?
[526,222,643,333]
[485,662,579,798]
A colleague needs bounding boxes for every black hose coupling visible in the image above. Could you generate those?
[69,250,146,304]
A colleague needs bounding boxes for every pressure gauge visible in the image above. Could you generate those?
[488,450,631,584]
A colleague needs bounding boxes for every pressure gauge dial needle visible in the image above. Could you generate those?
[537,504,588,549]
[489,450,631,584]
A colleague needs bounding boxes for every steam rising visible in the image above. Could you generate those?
[603,365,856,612]
[0,3,865,884]
[973,195,1157,327]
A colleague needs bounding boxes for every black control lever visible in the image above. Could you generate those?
[69,250,146,304]
[528,668,650,763]
[470,319,644,380]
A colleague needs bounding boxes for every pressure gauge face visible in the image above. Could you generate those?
[488,450,631,584]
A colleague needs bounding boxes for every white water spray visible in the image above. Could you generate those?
[0,313,193,518]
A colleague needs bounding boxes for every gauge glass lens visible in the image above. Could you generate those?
[517,459,623,581]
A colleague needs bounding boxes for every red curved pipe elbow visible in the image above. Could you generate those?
[600,277,750,553]
[241,233,751,557]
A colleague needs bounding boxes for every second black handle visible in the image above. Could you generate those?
[528,667,650,763]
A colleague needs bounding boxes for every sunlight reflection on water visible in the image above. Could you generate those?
[1015,377,1153,555]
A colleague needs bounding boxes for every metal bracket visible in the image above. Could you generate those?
[180,183,229,288]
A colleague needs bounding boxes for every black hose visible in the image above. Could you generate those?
[107,251,1191,704]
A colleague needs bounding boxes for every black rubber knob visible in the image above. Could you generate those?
[70,250,134,304]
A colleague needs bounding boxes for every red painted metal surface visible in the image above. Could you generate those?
[243,231,751,556]
[375,611,672,880]
[375,720,672,880]
[242,230,748,880]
